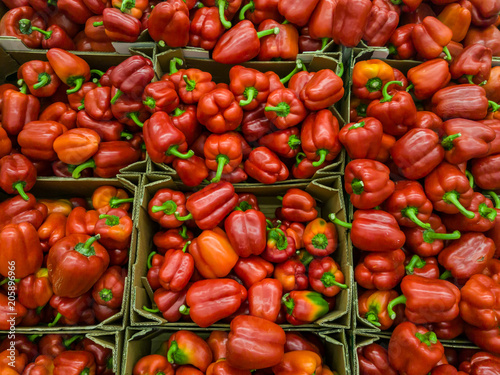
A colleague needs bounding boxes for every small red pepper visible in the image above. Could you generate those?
[234,256,274,288]
[148,189,188,229]
[1,83,40,137]
[265,88,307,130]
[248,278,282,322]
[309,257,347,297]
[411,16,453,60]
[257,19,299,61]
[204,133,243,183]
[92,265,127,309]
[355,249,406,290]
[225,207,267,257]
[331,0,372,47]
[197,88,243,133]
[189,7,224,50]
[339,118,383,160]
[244,147,289,184]
[358,289,399,329]
[274,259,308,293]
[18,61,61,98]
[159,241,193,292]
[95,208,133,250]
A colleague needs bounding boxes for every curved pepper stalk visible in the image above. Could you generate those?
[379,80,403,103]
[72,159,96,179]
[422,228,461,244]
[328,213,352,229]
[387,294,407,319]
[151,200,178,215]
[442,191,475,219]
[405,255,427,275]
[210,154,230,183]
[320,271,347,289]
[365,309,382,327]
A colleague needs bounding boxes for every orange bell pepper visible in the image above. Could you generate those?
[112,0,149,18]
[352,60,395,100]
[38,199,73,216]
[188,227,238,279]
[91,185,134,215]
[46,48,91,94]
[272,350,322,375]
[53,128,101,165]
[438,2,472,43]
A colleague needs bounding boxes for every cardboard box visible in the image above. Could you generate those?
[0,175,140,332]
[147,48,346,178]
[123,328,350,375]
[131,174,352,329]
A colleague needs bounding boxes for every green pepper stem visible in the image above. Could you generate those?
[336,62,344,78]
[63,335,83,348]
[48,313,62,327]
[179,305,190,315]
[72,159,96,179]
[99,288,113,301]
[166,144,194,159]
[128,112,144,127]
[239,1,254,20]
[321,272,347,289]
[172,107,186,117]
[442,191,475,219]
[90,69,104,77]
[265,102,290,117]
[280,60,303,84]
[351,178,364,195]
[478,203,497,221]
[390,0,402,4]
[33,73,51,89]
[218,0,232,29]
[183,75,197,92]
[484,191,500,209]
[239,87,256,107]
[151,200,178,214]
[442,46,452,62]
[415,332,438,347]
[328,213,352,229]
[440,270,452,280]
[312,149,328,167]
[489,101,500,113]
[110,89,122,104]
[387,295,406,320]
[31,26,52,39]
[401,207,431,229]
[320,38,329,51]
[143,97,156,109]
[120,0,135,12]
[80,235,100,255]
[295,152,306,167]
[287,134,301,150]
[175,212,193,221]
[99,214,120,226]
[365,311,381,327]
[93,21,104,27]
[406,83,414,92]
[0,278,19,286]
[121,131,134,140]
[179,225,188,239]
[28,334,41,342]
[405,254,426,275]
[465,170,474,188]
[18,19,33,35]
[281,293,295,315]
[348,121,365,130]
[181,241,191,253]
[109,197,134,207]
[422,229,461,243]
[379,81,402,103]
[18,80,28,95]
[167,341,178,364]
[147,251,157,269]
[465,75,475,85]
[170,57,183,74]
[78,103,85,110]
[256,27,280,39]
[142,306,160,313]
[211,154,230,183]
[66,78,84,94]
[12,181,29,201]
[441,133,461,150]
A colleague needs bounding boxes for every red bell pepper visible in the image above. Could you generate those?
[65,207,98,236]
[432,84,491,121]
[292,153,328,179]
[459,274,500,330]
[301,219,337,258]
[257,19,299,61]
[469,0,500,27]
[225,208,267,257]
[406,59,451,101]
[95,208,133,250]
[330,210,405,252]
[49,292,94,326]
[355,249,406,290]
[258,127,301,158]
[18,61,61,98]
[442,192,497,232]
[248,278,282,322]
[17,268,52,310]
[77,112,129,142]
[47,234,110,298]
[411,16,453,60]
[52,128,100,166]
[0,294,26,330]
[109,55,154,103]
[166,331,213,372]
[133,355,174,375]
[0,194,47,231]
[83,86,113,121]
[450,44,492,85]
[472,154,500,190]
[278,189,317,222]
[284,332,323,355]
[234,256,274,288]
[366,80,417,137]
[153,226,193,255]
[309,257,347,297]
[387,275,461,323]
[405,254,440,279]
[53,351,96,375]
[46,49,90,94]
[189,7,224,50]
[358,290,399,330]
[345,159,395,210]
[158,242,193,292]
[363,0,400,47]
[261,223,296,263]
[240,104,274,140]
[227,315,285,370]
[0,154,37,201]
[229,66,270,110]
[197,88,243,133]
[464,325,500,355]
[339,118,383,160]
[265,88,306,130]
[439,232,495,281]
[277,0,319,26]
[352,59,395,100]
[173,156,209,188]
[145,287,188,322]
[92,185,133,214]
[388,322,444,375]
[93,8,141,42]
[426,317,465,342]
[301,109,342,167]
[244,147,289,184]
[92,265,126,310]
[388,24,417,60]
[282,290,329,325]
[300,69,344,111]
[148,189,188,229]
[170,105,202,146]
[213,20,280,64]
[0,6,45,48]
[1,83,40,137]
[179,69,216,105]
[203,133,243,183]
[18,120,68,162]
[331,0,372,47]
[358,343,397,375]
[274,259,308,293]
[272,350,322,375]
[37,213,67,252]
[182,279,247,327]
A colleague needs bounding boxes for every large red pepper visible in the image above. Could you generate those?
[0,294,26,330]
[227,315,285,370]
[229,66,270,110]
[109,55,154,103]
[18,268,53,310]
[92,265,126,310]
[95,208,133,249]
[197,88,243,133]
[330,210,405,252]
[411,16,453,60]
[257,19,299,61]
[67,82,97,111]
[145,287,188,322]
[339,118,383,160]
[450,44,492,85]
[358,290,399,330]
[345,159,395,210]
[148,189,188,229]
[387,275,461,324]
[406,59,451,101]
[49,292,94,326]
[225,208,267,257]
[47,234,110,298]
[366,80,417,137]
[460,274,500,330]
[239,0,282,24]
[93,8,141,42]
[309,257,346,297]
[0,154,36,201]
[0,6,45,48]
[438,233,495,281]
[248,278,282,322]
[258,127,301,158]
[1,83,40,137]
[278,189,317,222]
[244,147,289,184]
[432,84,491,121]
[154,226,193,254]
[37,212,67,252]
[352,59,395,100]
[265,88,306,130]
[355,249,406,290]
[234,256,274,288]
[300,69,344,111]
[469,0,500,27]
[331,0,372,47]
[170,105,202,146]
[388,24,416,60]
[358,343,397,375]
[18,61,61,98]
[189,7,224,50]
[282,290,329,325]
[274,259,308,292]
[173,156,209,188]
[203,133,243,183]
[83,87,113,121]
[165,332,212,372]
[388,322,444,375]
[183,279,247,327]
[179,69,216,105]
[442,192,497,232]
[277,0,319,26]
[213,20,280,64]
[363,0,400,47]
[53,351,96,375]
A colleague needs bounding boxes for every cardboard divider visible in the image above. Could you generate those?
[349,331,480,375]
[123,327,350,375]
[131,174,352,329]
[0,175,140,332]
[148,48,346,178]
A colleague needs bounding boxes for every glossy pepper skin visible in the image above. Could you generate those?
[47,234,110,298]
[278,189,317,222]
[301,219,337,258]
[0,154,36,201]
[148,0,190,47]
[0,6,45,48]
[197,88,243,133]
[405,254,440,279]
[151,287,188,322]
[406,59,451,101]
[225,208,267,257]
[272,350,322,375]
[388,322,444,375]
[411,16,453,60]
[189,7,224,50]
[438,2,472,43]
[133,355,174,375]
[109,55,154,102]
[450,44,492,85]
[352,59,395,100]
[95,208,133,250]
[358,343,397,375]
[148,189,188,229]
[53,350,96,375]
[345,159,394,210]
[170,105,202,146]
[0,294,26,330]
[391,129,444,180]
[388,275,461,324]
[18,61,61,98]
[66,207,99,236]
[301,110,342,167]
[363,0,400,47]
[173,156,209,188]
[227,315,286,370]
[0,193,47,231]
[309,257,347,297]
[1,84,40,136]
[282,290,329,325]
[258,127,301,158]
[355,249,406,290]
[257,19,299,61]
[17,268,52,310]
[184,279,247,327]
[460,274,500,330]
[234,256,274,288]
[339,118,383,160]
[265,88,307,130]
[213,20,280,64]
[472,154,500,190]
[432,85,490,121]
[92,265,126,310]
[53,128,101,165]
[92,185,134,214]
[204,133,243,183]
[274,259,308,293]
[331,0,372,47]
[179,69,216,105]
[158,241,193,292]
[38,213,67,252]
[248,278,282,322]
[47,49,90,94]
[330,210,405,252]
[84,86,113,121]
[301,69,344,111]
[76,112,125,142]
[245,147,289,184]
[229,66,270,111]
[189,228,239,278]
[358,290,399,330]
[166,331,212,372]
[18,120,67,162]
[277,0,319,27]
[367,80,417,137]
[98,8,141,42]
[0,222,42,279]
[442,193,497,232]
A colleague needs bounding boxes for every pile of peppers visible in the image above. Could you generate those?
[345,53,500,367]
[0,334,115,374]
[142,182,347,327]
[0,184,132,330]
[132,329,338,374]
[144,58,344,185]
